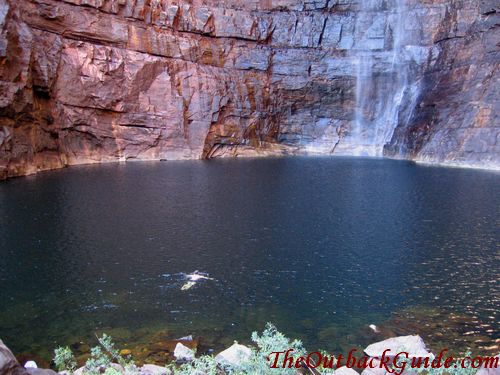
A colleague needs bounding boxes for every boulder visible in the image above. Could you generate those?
[360,357,390,375]
[0,339,27,375]
[361,369,380,375]
[364,336,433,359]
[173,343,195,362]
[140,364,169,375]
[215,342,252,368]
[475,355,499,375]
[336,366,360,375]
[24,362,37,369]
[25,369,57,375]
[360,358,417,375]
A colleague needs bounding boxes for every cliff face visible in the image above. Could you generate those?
[0,0,498,179]
[385,1,499,168]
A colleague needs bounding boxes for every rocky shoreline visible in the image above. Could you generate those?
[2,333,498,375]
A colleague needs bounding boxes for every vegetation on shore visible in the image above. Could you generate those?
[53,324,484,375]
[54,324,332,375]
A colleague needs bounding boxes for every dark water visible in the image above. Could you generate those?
[0,157,499,363]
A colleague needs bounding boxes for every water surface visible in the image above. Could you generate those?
[0,157,498,363]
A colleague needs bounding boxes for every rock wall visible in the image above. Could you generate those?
[385,1,499,169]
[0,0,498,179]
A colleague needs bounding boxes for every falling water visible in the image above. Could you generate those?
[348,0,413,156]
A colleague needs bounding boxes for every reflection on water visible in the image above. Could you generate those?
[0,157,498,363]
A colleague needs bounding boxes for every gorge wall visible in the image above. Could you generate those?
[0,0,498,179]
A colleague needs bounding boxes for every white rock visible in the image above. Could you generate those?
[140,364,169,375]
[25,361,38,369]
[336,366,360,375]
[360,357,389,375]
[360,357,417,375]
[475,355,499,375]
[215,342,252,368]
[361,369,380,375]
[174,343,195,362]
[364,335,433,359]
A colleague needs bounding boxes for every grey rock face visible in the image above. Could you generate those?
[385,1,499,169]
[0,339,27,375]
[25,369,57,375]
[0,0,497,179]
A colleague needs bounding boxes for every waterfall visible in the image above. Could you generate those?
[346,0,412,157]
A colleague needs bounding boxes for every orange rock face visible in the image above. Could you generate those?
[0,0,498,179]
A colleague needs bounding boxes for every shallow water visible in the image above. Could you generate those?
[0,157,498,363]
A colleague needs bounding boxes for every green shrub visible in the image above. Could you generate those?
[54,346,77,373]
[103,368,122,375]
[167,355,219,375]
[84,335,138,375]
[85,346,112,375]
[55,325,483,375]
[242,322,307,375]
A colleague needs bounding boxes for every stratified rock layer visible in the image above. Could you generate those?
[385,0,500,169]
[0,0,498,179]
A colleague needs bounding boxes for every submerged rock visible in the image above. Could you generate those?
[364,335,433,359]
[180,282,196,291]
[186,272,214,282]
[215,342,252,368]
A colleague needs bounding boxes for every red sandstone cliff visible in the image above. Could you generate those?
[0,0,498,179]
